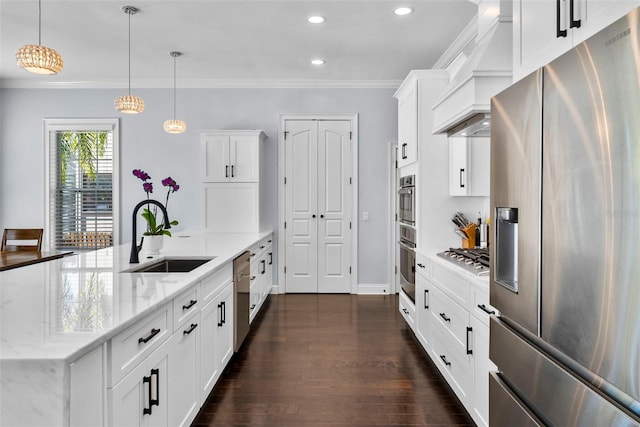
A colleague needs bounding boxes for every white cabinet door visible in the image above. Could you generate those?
[203,183,259,233]
[415,275,431,351]
[199,298,221,402]
[202,135,230,182]
[110,339,169,427]
[470,316,493,427]
[168,313,200,427]
[396,79,418,168]
[449,138,469,196]
[230,136,260,182]
[216,283,234,369]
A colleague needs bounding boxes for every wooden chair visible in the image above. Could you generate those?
[1,228,44,252]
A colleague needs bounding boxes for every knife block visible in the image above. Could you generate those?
[461,224,477,249]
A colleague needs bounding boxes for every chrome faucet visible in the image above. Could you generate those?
[130,199,171,263]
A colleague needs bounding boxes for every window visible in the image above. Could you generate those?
[45,119,119,251]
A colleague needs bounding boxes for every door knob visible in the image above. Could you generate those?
[320,214,324,218]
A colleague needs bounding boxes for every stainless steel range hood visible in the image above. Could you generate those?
[433,15,512,138]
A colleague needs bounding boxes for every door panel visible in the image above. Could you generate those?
[285,120,318,292]
[230,136,259,182]
[203,136,229,182]
[318,120,352,293]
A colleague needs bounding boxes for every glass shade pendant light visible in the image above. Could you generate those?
[163,51,186,134]
[115,6,144,114]
[16,0,63,74]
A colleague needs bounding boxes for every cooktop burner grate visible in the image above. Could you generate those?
[437,248,490,276]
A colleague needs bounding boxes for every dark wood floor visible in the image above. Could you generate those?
[192,294,475,426]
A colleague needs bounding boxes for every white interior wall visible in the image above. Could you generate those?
[0,87,396,286]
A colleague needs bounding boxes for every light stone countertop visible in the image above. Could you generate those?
[421,250,490,291]
[0,231,272,363]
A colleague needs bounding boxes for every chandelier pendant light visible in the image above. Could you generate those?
[164,51,187,134]
[115,6,144,114]
[16,0,63,74]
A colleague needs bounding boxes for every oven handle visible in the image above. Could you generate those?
[397,240,416,251]
[398,188,413,195]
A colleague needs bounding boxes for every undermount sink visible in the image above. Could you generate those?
[129,257,215,273]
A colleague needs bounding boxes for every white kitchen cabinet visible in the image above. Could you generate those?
[201,131,265,182]
[470,315,493,427]
[109,338,170,427]
[395,76,418,168]
[449,137,490,197]
[250,235,272,323]
[215,282,235,371]
[415,255,432,351]
[168,311,200,427]
[514,0,640,81]
[399,289,416,332]
[203,183,259,233]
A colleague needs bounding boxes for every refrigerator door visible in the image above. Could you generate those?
[542,9,640,407]
[490,69,542,335]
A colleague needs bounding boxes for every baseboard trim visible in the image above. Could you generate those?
[357,284,391,295]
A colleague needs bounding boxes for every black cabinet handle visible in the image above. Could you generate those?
[477,304,496,315]
[222,301,226,325]
[250,275,256,281]
[260,245,265,249]
[268,252,273,265]
[557,0,567,37]
[250,252,256,257]
[268,239,272,243]
[261,260,266,274]
[466,327,473,355]
[312,214,316,218]
[182,299,197,310]
[150,368,159,408]
[569,0,581,28]
[143,375,152,415]
[439,312,451,322]
[402,308,409,314]
[231,165,235,177]
[138,328,160,344]
[225,165,229,178]
[459,168,465,188]
[440,355,451,367]
[320,214,324,218]
[183,323,198,335]
[401,143,408,159]
[424,289,429,310]
[217,302,223,327]
[417,263,425,269]
[251,303,256,310]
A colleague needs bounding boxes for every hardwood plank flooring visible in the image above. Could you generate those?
[192,294,475,426]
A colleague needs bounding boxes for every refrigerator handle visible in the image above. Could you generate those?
[556,0,568,38]
[569,0,581,28]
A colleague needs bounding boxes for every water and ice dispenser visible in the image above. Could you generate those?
[495,207,518,293]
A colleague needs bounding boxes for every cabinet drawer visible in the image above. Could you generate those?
[201,264,232,303]
[472,286,497,327]
[432,261,471,310]
[174,285,200,331]
[431,325,471,405]
[431,285,471,356]
[415,252,431,281]
[399,291,416,332]
[108,303,172,386]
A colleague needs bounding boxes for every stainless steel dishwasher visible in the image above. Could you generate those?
[233,251,250,351]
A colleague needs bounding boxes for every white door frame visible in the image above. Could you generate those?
[277,113,359,294]
[389,142,398,294]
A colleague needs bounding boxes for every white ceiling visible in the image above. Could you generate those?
[0,0,477,88]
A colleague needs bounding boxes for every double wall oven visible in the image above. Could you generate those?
[398,175,416,302]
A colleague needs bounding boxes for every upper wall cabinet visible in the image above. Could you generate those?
[513,0,640,81]
[201,130,265,182]
[395,74,419,168]
[449,137,490,197]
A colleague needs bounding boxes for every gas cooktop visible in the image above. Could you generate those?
[436,248,490,276]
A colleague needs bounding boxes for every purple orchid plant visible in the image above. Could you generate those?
[133,169,180,236]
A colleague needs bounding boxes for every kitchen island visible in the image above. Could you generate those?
[0,231,272,427]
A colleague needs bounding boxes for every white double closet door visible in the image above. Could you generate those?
[285,119,353,293]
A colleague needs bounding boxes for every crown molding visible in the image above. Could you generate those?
[0,78,402,90]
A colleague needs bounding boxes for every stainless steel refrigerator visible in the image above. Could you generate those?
[489,8,640,426]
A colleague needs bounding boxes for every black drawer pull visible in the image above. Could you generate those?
[251,304,256,310]
[417,263,425,269]
[268,252,273,265]
[182,299,197,310]
[440,355,451,367]
[439,312,451,322]
[250,252,256,257]
[183,323,198,335]
[217,302,223,327]
[138,328,160,344]
[222,301,226,325]
[466,327,473,355]
[150,368,159,408]
[424,289,429,310]
[402,308,409,314]
[477,304,495,315]
[261,260,266,274]
[143,375,152,415]
[225,165,229,178]
[250,276,256,281]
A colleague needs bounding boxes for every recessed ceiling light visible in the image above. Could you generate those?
[308,16,326,24]
[311,59,326,66]
[394,7,414,16]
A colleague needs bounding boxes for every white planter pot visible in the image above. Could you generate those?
[143,234,164,255]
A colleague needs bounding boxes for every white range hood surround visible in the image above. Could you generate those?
[432,14,513,137]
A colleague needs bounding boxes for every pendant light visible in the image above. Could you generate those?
[163,51,187,134]
[115,6,144,114]
[16,0,63,74]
